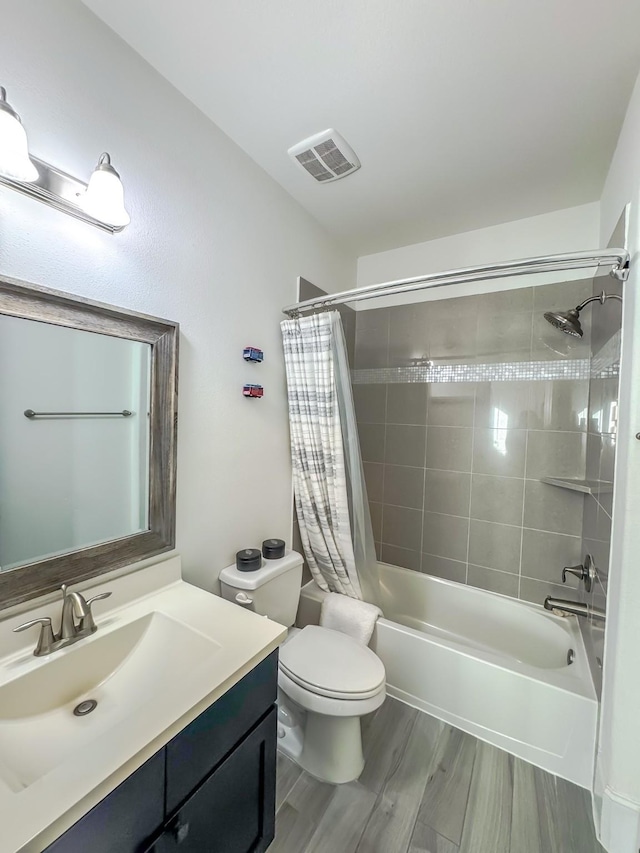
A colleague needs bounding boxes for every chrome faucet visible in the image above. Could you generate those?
[544,597,606,622]
[13,584,112,657]
[561,554,596,592]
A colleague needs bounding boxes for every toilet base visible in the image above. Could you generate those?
[278,692,365,784]
[298,711,365,784]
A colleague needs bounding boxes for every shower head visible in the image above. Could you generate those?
[543,290,622,338]
[543,308,583,338]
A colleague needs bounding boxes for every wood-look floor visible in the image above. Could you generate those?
[269,697,604,853]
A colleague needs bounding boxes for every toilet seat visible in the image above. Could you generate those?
[279,625,385,700]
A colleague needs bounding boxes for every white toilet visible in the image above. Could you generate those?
[219,551,386,784]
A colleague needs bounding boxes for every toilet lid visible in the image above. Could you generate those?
[279,626,385,700]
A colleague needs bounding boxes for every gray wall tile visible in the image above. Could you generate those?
[385,424,426,467]
[470,474,524,525]
[468,520,521,574]
[353,384,387,424]
[388,302,430,367]
[472,428,527,477]
[426,426,473,472]
[384,464,425,509]
[475,311,532,363]
[355,308,389,368]
[383,504,423,551]
[427,383,476,427]
[359,422,386,463]
[381,543,421,572]
[468,565,519,597]
[475,382,530,430]
[532,278,593,311]
[387,383,428,425]
[592,279,623,353]
[599,433,616,486]
[528,380,589,431]
[521,528,582,585]
[423,512,469,561]
[599,378,620,434]
[475,286,534,314]
[523,480,584,536]
[585,433,602,482]
[525,431,586,479]
[588,379,604,433]
[424,469,471,517]
[427,300,478,362]
[519,576,576,607]
[364,462,384,503]
[421,554,467,584]
[369,501,383,541]
[352,278,616,605]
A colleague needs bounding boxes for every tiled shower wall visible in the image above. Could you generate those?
[354,279,597,604]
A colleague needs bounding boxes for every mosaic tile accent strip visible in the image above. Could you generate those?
[352,359,591,384]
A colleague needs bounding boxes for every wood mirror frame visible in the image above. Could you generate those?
[0,275,178,610]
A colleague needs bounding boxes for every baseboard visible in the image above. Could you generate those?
[600,784,640,853]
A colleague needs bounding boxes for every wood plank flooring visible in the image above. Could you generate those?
[269,697,604,853]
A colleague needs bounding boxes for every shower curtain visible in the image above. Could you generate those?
[281,311,380,604]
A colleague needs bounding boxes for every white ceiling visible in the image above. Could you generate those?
[82,0,640,255]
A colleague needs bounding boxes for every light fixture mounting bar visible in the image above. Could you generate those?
[0,156,122,234]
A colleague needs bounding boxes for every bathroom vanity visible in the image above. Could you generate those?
[0,557,286,853]
[45,652,278,853]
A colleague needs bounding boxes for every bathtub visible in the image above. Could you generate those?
[297,562,598,789]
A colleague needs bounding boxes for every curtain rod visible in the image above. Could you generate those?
[283,249,630,317]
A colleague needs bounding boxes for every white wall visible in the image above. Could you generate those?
[594,68,640,853]
[0,0,355,592]
[356,203,600,307]
[601,71,640,245]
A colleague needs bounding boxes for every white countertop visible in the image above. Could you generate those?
[0,556,287,853]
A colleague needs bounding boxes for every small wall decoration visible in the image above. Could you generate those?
[243,384,264,398]
[243,346,264,363]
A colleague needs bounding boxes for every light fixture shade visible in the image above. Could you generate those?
[79,153,130,227]
[0,88,38,182]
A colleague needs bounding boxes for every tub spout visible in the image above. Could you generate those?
[544,597,606,622]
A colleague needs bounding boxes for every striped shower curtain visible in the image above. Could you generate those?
[281,311,371,600]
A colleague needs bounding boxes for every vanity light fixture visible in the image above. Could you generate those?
[79,153,130,228]
[0,85,130,233]
[0,87,38,182]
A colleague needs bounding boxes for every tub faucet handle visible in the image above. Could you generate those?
[562,564,586,584]
[562,554,595,592]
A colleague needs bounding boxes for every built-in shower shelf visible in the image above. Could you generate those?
[540,477,613,495]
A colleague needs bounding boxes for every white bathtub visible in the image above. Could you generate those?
[297,562,598,789]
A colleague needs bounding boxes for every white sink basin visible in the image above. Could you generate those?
[0,611,220,792]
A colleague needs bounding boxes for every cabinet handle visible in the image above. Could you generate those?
[171,818,190,844]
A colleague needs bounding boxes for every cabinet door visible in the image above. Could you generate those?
[45,750,165,853]
[154,707,276,853]
[166,652,277,813]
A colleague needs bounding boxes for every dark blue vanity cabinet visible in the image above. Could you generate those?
[45,652,278,853]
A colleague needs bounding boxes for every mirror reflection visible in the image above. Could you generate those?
[0,315,151,572]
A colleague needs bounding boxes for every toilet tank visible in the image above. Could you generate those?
[219,550,304,627]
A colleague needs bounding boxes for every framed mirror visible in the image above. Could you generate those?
[0,275,178,609]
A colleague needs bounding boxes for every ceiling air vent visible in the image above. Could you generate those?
[288,129,361,183]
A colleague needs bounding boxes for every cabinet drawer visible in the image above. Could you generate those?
[166,651,277,813]
[45,750,165,853]
[155,707,276,853]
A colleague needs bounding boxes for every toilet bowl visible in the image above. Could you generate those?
[277,625,385,783]
[218,552,386,784]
